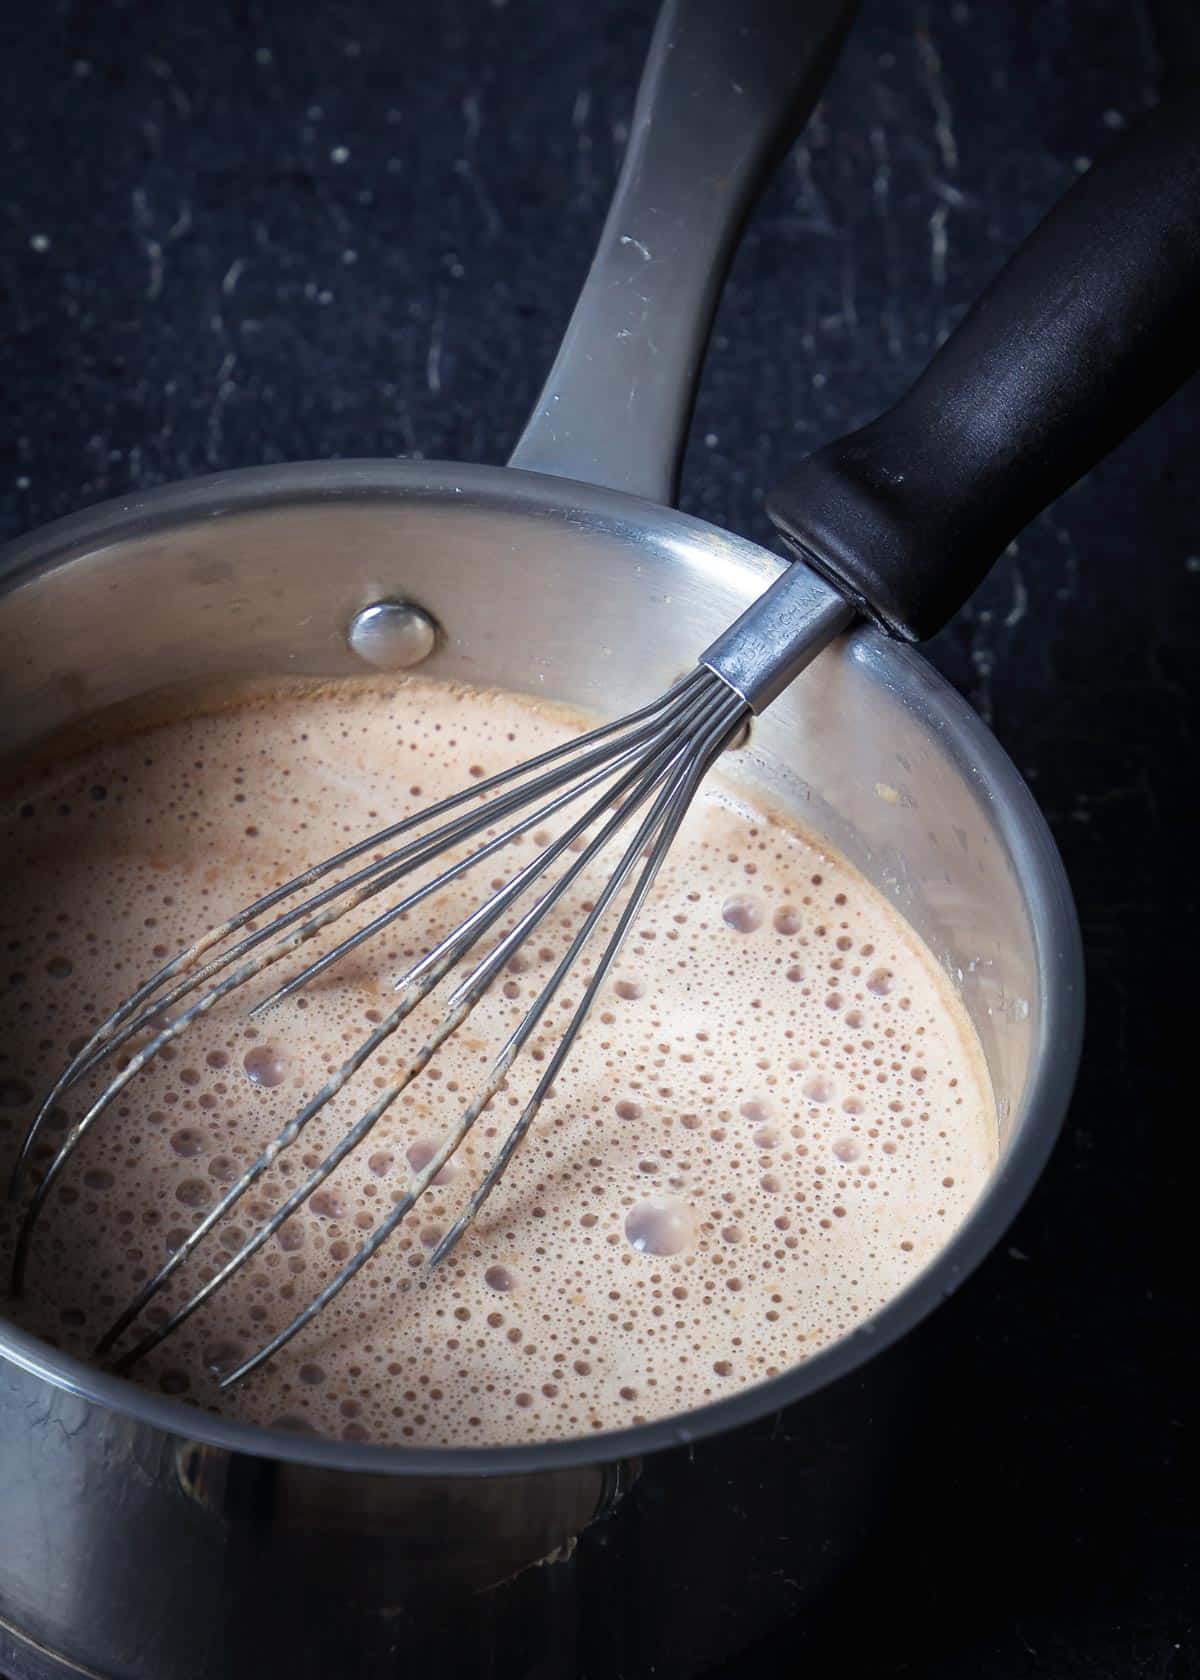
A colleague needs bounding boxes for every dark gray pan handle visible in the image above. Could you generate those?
[509,0,856,505]
[767,94,1200,642]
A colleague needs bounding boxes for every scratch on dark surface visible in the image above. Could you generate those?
[146,54,193,120]
[166,201,193,241]
[1046,515,1080,602]
[206,351,237,465]
[462,92,481,147]
[426,304,445,395]
[969,640,995,723]
[915,9,960,173]
[454,156,504,239]
[1003,562,1028,628]
[790,143,831,237]
[869,124,903,356]
[145,239,164,300]
[929,201,948,288]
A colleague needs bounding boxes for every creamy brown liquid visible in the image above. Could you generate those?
[0,680,995,1445]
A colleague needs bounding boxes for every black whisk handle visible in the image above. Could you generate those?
[767,93,1200,642]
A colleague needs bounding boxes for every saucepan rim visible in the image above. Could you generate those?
[0,459,1084,1478]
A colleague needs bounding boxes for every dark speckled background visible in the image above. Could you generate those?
[1,1,1197,1675]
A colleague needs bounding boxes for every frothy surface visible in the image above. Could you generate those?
[0,680,995,1445]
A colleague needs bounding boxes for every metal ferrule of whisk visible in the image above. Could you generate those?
[8,557,852,1388]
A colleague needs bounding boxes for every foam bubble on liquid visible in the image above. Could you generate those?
[624,1196,696,1256]
[243,1045,288,1088]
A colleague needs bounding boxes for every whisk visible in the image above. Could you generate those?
[10,88,1200,1387]
[7,575,845,1387]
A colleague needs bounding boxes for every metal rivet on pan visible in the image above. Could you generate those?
[347,601,439,670]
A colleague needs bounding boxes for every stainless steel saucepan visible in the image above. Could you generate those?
[8,0,1180,1672]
